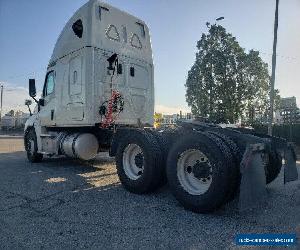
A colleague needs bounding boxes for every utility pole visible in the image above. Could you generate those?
[0,85,3,128]
[205,17,224,122]
[268,0,279,135]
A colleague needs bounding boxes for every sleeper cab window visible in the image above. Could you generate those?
[72,19,83,38]
[44,71,55,97]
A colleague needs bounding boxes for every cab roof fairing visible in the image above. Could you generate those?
[49,0,153,66]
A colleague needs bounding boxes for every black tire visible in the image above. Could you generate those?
[24,129,43,163]
[208,131,243,163]
[265,150,282,184]
[166,131,231,213]
[159,126,184,151]
[115,129,163,194]
[146,129,169,185]
[206,131,241,201]
[146,129,169,158]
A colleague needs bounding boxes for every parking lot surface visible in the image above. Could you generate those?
[0,137,299,249]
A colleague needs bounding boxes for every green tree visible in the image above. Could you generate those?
[185,24,276,124]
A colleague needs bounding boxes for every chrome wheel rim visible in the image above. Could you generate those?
[123,144,144,180]
[177,149,212,195]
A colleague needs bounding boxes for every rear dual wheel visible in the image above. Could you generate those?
[166,132,233,213]
[115,129,164,194]
[116,129,239,213]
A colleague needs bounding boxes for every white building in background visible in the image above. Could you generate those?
[161,113,193,125]
[274,96,300,124]
[274,110,284,124]
[162,114,178,124]
[1,114,16,128]
[0,110,30,129]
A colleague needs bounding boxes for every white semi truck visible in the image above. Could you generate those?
[24,0,298,213]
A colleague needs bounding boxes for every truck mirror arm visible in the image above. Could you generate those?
[31,96,39,104]
[26,105,32,116]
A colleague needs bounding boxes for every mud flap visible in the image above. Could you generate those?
[284,144,298,183]
[239,143,267,211]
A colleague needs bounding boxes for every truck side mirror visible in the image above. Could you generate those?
[29,79,36,97]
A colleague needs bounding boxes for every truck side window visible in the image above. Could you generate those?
[72,19,83,38]
[43,71,55,97]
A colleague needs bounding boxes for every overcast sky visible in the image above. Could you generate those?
[0,0,299,115]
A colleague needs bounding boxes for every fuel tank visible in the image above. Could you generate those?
[60,133,99,160]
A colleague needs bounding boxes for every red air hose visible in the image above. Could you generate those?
[100,90,123,128]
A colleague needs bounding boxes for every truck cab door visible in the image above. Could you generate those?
[39,70,56,126]
[66,55,84,122]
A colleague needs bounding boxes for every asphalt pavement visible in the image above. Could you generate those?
[0,137,299,249]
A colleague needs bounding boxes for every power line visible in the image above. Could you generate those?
[258,51,300,63]
[268,0,279,136]
[243,48,300,63]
